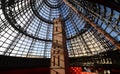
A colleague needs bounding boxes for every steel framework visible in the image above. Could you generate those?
[0,0,119,60]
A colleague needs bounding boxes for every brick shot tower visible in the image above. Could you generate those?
[50,17,69,74]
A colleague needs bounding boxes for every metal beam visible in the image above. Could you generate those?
[63,0,120,50]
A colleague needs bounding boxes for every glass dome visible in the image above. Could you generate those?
[0,0,120,58]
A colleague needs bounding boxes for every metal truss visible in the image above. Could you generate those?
[0,0,120,59]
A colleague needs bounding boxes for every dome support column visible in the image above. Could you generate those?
[63,0,120,50]
[50,17,69,74]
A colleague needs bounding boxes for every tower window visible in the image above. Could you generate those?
[56,21,58,24]
[56,40,58,44]
[53,56,55,66]
[58,56,60,66]
[56,27,58,32]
